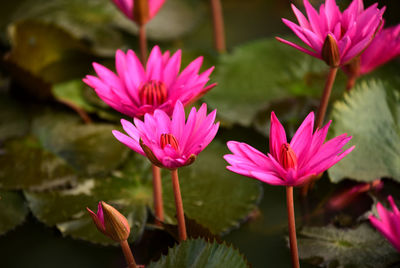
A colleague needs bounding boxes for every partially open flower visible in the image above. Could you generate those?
[277,0,385,66]
[224,112,354,187]
[112,101,219,169]
[359,24,400,75]
[112,0,165,25]
[87,201,130,242]
[83,46,216,118]
[369,196,400,252]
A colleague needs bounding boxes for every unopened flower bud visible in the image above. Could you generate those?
[280,143,298,170]
[87,201,130,242]
[322,34,340,67]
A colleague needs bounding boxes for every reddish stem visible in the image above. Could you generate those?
[286,186,300,268]
[210,0,226,53]
[346,75,357,92]
[171,169,187,241]
[152,164,164,223]
[120,240,137,268]
[58,99,92,124]
[315,67,338,129]
[139,25,147,65]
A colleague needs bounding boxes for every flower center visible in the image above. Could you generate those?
[160,134,179,151]
[139,80,167,106]
[279,143,297,170]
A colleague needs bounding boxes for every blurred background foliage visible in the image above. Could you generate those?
[0,0,399,267]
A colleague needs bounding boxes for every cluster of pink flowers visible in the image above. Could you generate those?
[84,0,400,266]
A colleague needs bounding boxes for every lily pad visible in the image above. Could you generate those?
[162,141,263,234]
[0,137,76,190]
[6,19,91,82]
[24,140,262,244]
[328,80,400,183]
[147,238,250,268]
[298,224,400,268]
[204,38,346,126]
[0,94,30,141]
[0,190,29,235]
[6,0,205,54]
[25,155,153,245]
[31,112,130,176]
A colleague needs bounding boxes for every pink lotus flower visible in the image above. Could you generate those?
[369,196,400,252]
[112,0,165,24]
[87,201,130,242]
[359,24,400,75]
[112,101,219,169]
[276,0,385,66]
[224,112,354,187]
[83,46,216,118]
[327,179,383,211]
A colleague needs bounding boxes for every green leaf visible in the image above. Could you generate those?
[6,0,205,53]
[25,155,153,245]
[0,137,77,190]
[24,140,262,244]
[204,38,346,126]
[31,112,130,176]
[6,19,91,83]
[52,80,97,113]
[145,0,206,41]
[298,224,400,268]
[147,238,250,268]
[0,94,30,141]
[162,141,262,234]
[0,190,29,235]
[328,80,400,183]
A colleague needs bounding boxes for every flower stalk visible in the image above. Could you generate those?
[210,0,226,53]
[120,240,137,268]
[171,169,187,241]
[152,164,164,222]
[133,0,149,64]
[315,67,338,129]
[286,186,300,268]
[138,25,147,65]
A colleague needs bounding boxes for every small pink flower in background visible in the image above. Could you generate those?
[112,101,219,169]
[359,24,400,75]
[87,201,130,242]
[276,0,385,66]
[369,196,400,252]
[224,112,354,187]
[327,179,383,211]
[112,0,165,24]
[83,46,216,118]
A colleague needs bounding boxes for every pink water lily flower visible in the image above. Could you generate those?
[83,46,216,118]
[224,112,354,187]
[369,196,400,252]
[112,0,165,24]
[277,0,385,66]
[112,101,219,169]
[359,24,400,75]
